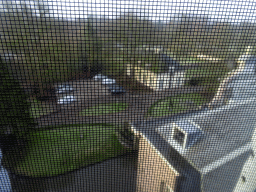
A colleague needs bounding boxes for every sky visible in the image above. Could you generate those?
[1,0,256,23]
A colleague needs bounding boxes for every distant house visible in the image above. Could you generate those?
[127,54,185,91]
[158,54,186,89]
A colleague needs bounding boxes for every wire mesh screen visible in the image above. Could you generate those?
[0,0,256,191]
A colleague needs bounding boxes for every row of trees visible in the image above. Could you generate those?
[1,1,95,100]
[2,3,255,98]
[99,13,256,61]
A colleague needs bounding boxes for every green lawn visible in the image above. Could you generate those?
[186,67,227,79]
[29,99,55,118]
[7,124,126,177]
[180,56,208,64]
[79,103,128,116]
[148,93,209,117]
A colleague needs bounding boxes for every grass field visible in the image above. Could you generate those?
[79,103,128,116]
[186,66,227,79]
[5,124,126,177]
[29,99,55,118]
[148,93,209,117]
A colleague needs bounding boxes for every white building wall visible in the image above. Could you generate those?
[127,64,186,91]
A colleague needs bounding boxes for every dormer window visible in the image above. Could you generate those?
[156,120,204,154]
[169,121,203,153]
[173,126,185,146]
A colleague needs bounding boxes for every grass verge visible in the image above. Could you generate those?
[4,124,126,177]
[147,93,209,117]
[79,103,128,116]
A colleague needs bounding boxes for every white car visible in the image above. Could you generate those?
[93,74,108,81]
[101,78,116,85]
[58,95,76,104]
[56,84,74,94]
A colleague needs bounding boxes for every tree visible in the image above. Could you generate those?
[84,16,104,76]
[2,0,51,98]
[0,58,37,150]
[2,1,82,100]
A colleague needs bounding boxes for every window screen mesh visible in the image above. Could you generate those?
[0,1,256,191]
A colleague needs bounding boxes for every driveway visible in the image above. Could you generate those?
[37,79,207,128]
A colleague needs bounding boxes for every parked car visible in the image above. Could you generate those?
[56,84,74,94]
[93,74,108,81]
[101,78,116,85]
[57,95,76,104]
[107,84,126,94]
